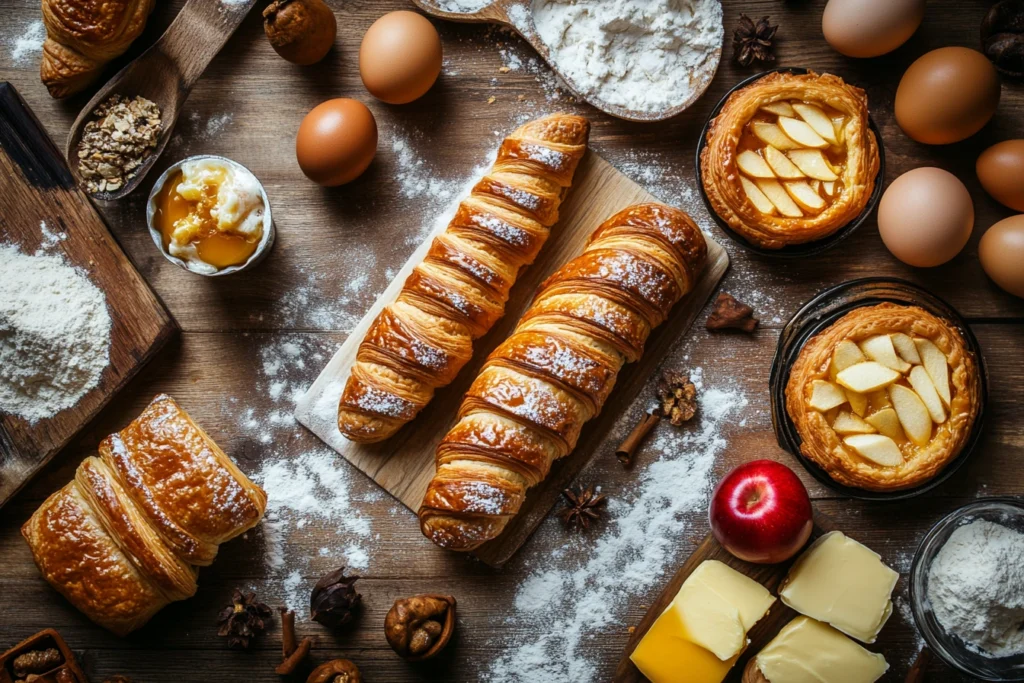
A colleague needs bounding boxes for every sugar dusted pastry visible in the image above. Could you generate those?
[701,71,880,249]
[784,303,980,491]
[419,203,707,551]
[22,395,266,635]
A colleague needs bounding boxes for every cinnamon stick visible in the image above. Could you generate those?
[280,607,297,658]
[615,412,660,468]
[275,636,312,675]
[905,647,930,683]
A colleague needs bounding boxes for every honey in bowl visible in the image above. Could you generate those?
[153,159,266,274]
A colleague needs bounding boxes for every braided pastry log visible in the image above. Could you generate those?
[419,203,708,551]
[337,114,590,443]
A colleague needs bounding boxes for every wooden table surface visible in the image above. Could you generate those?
[1,0,1021,681]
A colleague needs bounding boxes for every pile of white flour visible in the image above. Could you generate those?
[0,245,111,422]
[928,519,1024,657]
[531,0,723,113]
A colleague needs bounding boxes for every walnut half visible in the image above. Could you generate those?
[384,594,456,661]
[306,659,361,683]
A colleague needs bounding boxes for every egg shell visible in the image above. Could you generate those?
[360,11,442,105]
[895,47,1001,145]
[877,167,974,267]
[822,0,924,58]
[980,215,1024,298]
[296,98,377,186]
[977,140,1024,212]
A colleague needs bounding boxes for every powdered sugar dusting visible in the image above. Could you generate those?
[8,19,44,64]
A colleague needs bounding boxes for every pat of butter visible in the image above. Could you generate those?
[755,616,889,683]
[780,531,898,643]
[629,561,774,683]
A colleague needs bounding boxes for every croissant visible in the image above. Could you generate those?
[40,0,155,98]
[419,203,708,551]
[337,113,590,443]
[22,395,267,635]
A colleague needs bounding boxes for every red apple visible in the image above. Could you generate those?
[709,460,813,564]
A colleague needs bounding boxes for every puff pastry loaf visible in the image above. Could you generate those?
[419,203,707,551]
[338,113,590,443]
[41,0,155,98]
[22,395,266,635]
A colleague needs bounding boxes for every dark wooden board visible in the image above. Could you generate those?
[0,82,177,508]
[615,511,844,683]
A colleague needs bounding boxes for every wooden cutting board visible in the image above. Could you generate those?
[613,511,842,682]
[295,151,729,566]
[0,83,177,508]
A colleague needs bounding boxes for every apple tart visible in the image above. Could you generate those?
[700,71,880,250]
[785,303,980,491]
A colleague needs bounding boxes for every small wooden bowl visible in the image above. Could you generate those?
[385,594,456,662]
[0,628,88,683]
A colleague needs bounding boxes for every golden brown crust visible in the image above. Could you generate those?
[785,304,980,491]
[700,71,879,249]
[419,203,707,551]
[338,113,590,443]
[40,0,155,98]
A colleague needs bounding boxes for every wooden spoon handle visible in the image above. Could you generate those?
[154,0,258,90]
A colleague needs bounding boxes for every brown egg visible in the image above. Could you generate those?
[895,47,1001,145]
[296,99,377,186]
[822,0,924,58]
[980,215,1024,298]
[977,140,1024,212]
[878,168,974,267]
[360,11,442,105]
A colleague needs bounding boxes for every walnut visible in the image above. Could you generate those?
[384,594,456,661]
[12,648,63,677]
[306,659,361,683]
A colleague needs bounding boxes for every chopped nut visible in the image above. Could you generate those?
[76,95,162,196]
[498,66,511,73]
[656,371,698,426]
[487,96,497,104]
[706,292,758,333]
[384,594,456,661]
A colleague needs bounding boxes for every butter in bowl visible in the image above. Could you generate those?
[147,155,274,276]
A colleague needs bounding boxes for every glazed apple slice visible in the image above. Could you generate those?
[737,150,776,178]
[889,384,933,446]
[787,149,839,182]
[832,116,846,145]
[755,179,804,217]
[822,181,836,196]
[834,410,876,434]
[739,176,777,215]
[836,361,901,393]
[844,434,904,466]
[891,333,922,364]
[784,181,826,212]
[752,122,801,151]
[764,146,805,179]
[909,366,947,424]
[867,389,892,410]
[859,335,912,373]
[846,389,869,416]
[866,407,906,441]
[914,338,951,406]
[793,104,839,144]
[809,379,848,411]
[778,116,829,149]
[833,340,866,372]
[762,101,796,117]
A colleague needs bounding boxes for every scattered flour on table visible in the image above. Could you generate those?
[486,375,747,681]
[432,0,493,11]
[531,0,723,114]
[8,20,44,64]
[0,244,111,423]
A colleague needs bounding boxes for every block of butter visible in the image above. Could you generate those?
[630,560,775,683]
[779,531,898,643]
[754,616,889,683]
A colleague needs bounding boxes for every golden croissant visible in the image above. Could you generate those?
[419,203,708,551]
[337,113,590,443]
[22,395,267,635]
[40,0,155,98]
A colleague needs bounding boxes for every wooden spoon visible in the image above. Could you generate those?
[65,0,257,201]
[411,0,723,122]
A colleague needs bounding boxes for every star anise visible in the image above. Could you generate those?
[656,370,698,426]
[733,14,778,66]
[560,487,607,531]
[217,589,272,649]
[310,567,362,628]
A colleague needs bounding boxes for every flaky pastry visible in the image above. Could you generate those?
[700,71,880,249]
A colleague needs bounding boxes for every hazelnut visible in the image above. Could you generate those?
[384,594,456,661]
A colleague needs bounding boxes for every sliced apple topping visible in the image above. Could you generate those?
[755,179,804,217]
[792,104,839,144]
[859,335,912,373]
[889,384,933,447]
[909,366,947,424]
[778,116,829,149]
[762,101,796,117]
[739,176,777,215]
[737,150,775,178]
[891,333,922,364]
[846,389,869,417]
[844,434,904,467]
[867,389,892,410]
[832,340,866,372]
[787,149,839,182]
[832,116,847,145]
[915,338,951,406]
[764,146,805,179]
[834,410,876,434]
[809,380,848,411]
[784,181,826,212]
[836,362,901,393]
[822,181,836,196]
[866,407,906,441]
[753,122,801,150]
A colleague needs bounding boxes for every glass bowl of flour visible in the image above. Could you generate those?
[910,498,1024,681]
